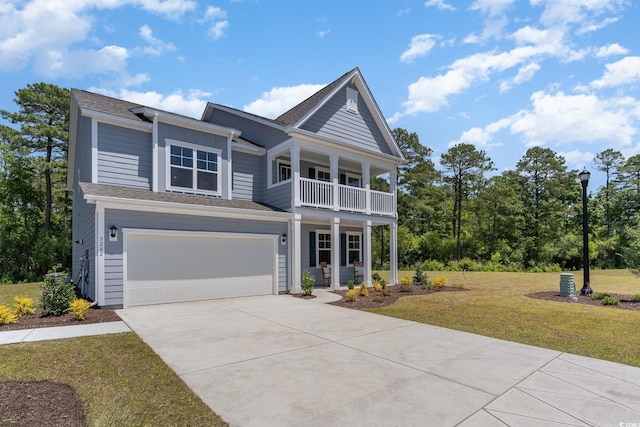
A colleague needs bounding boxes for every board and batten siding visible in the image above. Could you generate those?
[97,123,152,189]
[301,84,392,156]
[232,151,265,201]
[103,209,289,306]
[71,182,96,301]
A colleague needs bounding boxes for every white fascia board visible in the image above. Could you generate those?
[131,107,241,138]
[80,108,153,132]
[294,206,397,226]
[287,128,404,167]
[202,103,284,131]
[83,194,291,223]
[232,141,266,155]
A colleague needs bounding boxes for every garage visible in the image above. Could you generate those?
[123,229,278,307]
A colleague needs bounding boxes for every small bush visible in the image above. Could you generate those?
[69,299,92,320]
[41,267,77,317]
[432,276,448,289]
[413,264,427,286]
[301,270,315,296]
[591,292,609,301]
[347,280,355,290]
[422,260,445,271]
[0,271,14,285]
[601,296,619,306]
[13,296,35,317]
[0,305,17,325]
[372,295,384,303]
[379,278,387,289]
[372,272,381,283]
[358,282,368,297]
[372,281,382,292]
[631,294,640,303]
[345,289,359,302]
[458,257,477,272]
[399,276,413,286]
[382,289,391,297]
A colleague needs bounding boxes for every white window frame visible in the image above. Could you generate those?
[315,167,331,182]
[316,230,331,267]
[345,172,361,188]
[346,232,362,266]
[277,159,292,184]
[166,139,222,196]
[346,87,359,114]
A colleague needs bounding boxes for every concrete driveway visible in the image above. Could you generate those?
[117,293,640,426]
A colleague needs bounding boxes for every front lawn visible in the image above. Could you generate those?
[0,333,227,426]
[0,282,42,305]
[368,270,640,368]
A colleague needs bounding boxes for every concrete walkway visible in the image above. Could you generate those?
[0,321,130,345]
[116,292,640,427]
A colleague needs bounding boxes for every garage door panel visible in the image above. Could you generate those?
[125,231,276,307]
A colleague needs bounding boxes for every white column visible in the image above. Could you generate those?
[292,146,301,207]
[225,134,232,200]
[390,168,398,217]
[331,217,341,289]
[95,202,105,306]
[364,220,372,286]
[363,162,371,215]
[152,114,159,192]
[390,222,398,285]
[331,154,339,211]
[291,214,302,294]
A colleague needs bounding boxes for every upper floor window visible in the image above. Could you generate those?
[346,88,359,114]
[316,168,331,182]
[168,141,221,196]
[277,159,291,182]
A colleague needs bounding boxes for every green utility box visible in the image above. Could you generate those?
[560,273,576,297]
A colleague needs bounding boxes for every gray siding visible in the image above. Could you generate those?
[158,123,229,193]
[232,151,265,201]
[71,182,96,301]
[264,182,291,210]
[97,123,152,189]
[301,84,392,155]
[103,209,289,306]
[207,109,288,150]
[75,114,93,183]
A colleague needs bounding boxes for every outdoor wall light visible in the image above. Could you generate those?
[109,225,118,241]
[281,233,287,245]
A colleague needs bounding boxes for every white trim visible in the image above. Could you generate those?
[315,166,330,182]
[277,159,292,182]
[122,228,279,308]
[331,218,341,290]
[226,135,232,200]
[203,103,284,131]
[316,229,331,268]
[231,141,266,155]
[91,119,98,184]
[346,231,362,267]
[152,114,159,192]
[165,139,222,197]
[291,214,302,294]
[96,202,105,306]
[345,172,361,187]
[132,107,240,137]
[80,108,153,133]
[346,87,359,114]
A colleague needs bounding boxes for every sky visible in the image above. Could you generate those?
[1,0,639,190]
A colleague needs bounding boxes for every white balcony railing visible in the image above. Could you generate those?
[298,177,394,216]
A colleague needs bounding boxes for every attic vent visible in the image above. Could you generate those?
[346,87,358,114]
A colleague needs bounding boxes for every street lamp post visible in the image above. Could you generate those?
[579,169,592,295]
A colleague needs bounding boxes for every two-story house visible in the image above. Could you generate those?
[68,68,405,308]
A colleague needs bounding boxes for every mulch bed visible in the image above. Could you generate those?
[0,307,121,331]
[528,291,640,311]
[0,381,86,427]
[329,284,465,309]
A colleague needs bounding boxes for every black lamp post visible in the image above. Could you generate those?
[579,169,592,295]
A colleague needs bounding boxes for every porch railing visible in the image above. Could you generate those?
[298,177,395,216]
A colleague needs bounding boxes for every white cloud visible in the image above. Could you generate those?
[400,34,437,63]
[590,56,640,89]
[595,43,628,58]
[201,6,229,40]
[137,0,196,19]
[558,149,595,169]
[91,87,211,118]
[532,0,626,27]
[243,84,327,119]
[34,45,130,78]
[424,0,456,11]
[499,62,540,92]
[470,0,514,17]
[139,24,176,56]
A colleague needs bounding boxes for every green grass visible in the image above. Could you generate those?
[369,270,640,368]
[0,282,42,306]
[0,333,228,426]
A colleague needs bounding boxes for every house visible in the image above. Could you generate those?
[68,68,405,308]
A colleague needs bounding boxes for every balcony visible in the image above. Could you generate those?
[297,177,395,216]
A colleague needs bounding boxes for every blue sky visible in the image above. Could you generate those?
[1,0,639,189]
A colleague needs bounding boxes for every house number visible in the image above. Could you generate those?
[99,236,104,256]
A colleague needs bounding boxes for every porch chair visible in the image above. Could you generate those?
[320,262,331,287]
[353,260,364,283]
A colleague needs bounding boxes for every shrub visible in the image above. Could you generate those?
[13,296,35,317]
[69,299,92,320]
[301,270,315,296]
[347,280,355,290]
[358,282,369,297]
[413,264,427,286]
[372,295,384,303]
[372,272,381,283]
[601,296,619,306]
[345,289,359,302]
[0,305,17,325]
[591,292,609,301]
[382,289,391,297]
[458,258,477,271]
[631,294,640,303]
[422,260,445,271]
[372,281,382,292]
[379,278,387,289]
[40,267,77,317]
[432,276,448,289]
[399,276,413,286]
[0,271,14,285]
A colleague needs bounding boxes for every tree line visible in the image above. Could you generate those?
[1,83,639,282]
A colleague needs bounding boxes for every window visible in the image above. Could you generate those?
[347,233,362,266]
[346,173,361,188]
[316,231,331,266]
[316,168,330,182]
[346,87,359,114]
[168,142,221,195]
[277,160,291,182]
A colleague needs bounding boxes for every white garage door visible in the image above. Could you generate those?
[124,230,277,307]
